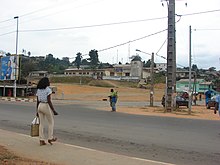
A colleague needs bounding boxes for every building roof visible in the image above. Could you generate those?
[177,79,204,83]
[199,82,213,85]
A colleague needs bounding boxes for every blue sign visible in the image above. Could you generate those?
[0,56,19,80]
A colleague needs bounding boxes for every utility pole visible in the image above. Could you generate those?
[150,52,154,107]
[188,25,192,114]
[166,0,176,112]
[14,16,19,98]
[136,49,154,107]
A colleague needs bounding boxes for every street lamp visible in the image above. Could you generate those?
[14,16,19,98]
[136,49,154,107]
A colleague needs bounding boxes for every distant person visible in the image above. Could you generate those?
[5,60,12,80]
[199,94,202,101]
[36,77,58,146]
[108,89,118,112]
[193,95,197,105]
[205,90,212,106]
[215,94,220,116]
[161,95,165,107]
[181,92,188,100]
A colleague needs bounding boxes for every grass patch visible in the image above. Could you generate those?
[88,80,115,87]
[0,154,18,161]
[50,76,93,84]
[0,147,18,161]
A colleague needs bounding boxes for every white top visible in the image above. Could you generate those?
[36,86,52,102]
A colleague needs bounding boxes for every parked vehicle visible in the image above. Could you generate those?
[176,96,189,108]
[161,96,189,108]
[206,96,217,109]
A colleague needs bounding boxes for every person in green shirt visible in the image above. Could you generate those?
[108,89,118,112]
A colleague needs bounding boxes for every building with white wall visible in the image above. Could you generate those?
[64,58,161,81]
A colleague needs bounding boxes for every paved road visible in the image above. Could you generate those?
[0,100,220,165]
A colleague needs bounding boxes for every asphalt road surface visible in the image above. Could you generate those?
[0,100,220,165]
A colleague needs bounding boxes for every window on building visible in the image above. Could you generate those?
[125,73,130,76]
[110,72,114,76]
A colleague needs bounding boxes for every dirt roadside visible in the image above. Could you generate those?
[0,146,58,165]
[53,83,219,121]
[1,83,219,164]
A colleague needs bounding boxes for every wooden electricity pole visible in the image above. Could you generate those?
[150,53,154,107]
[166,0,176,112]
[188,25,192,114]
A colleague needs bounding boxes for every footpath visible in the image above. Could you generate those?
[0,129,173,165]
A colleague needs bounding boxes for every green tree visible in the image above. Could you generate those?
[74,52,82,69]
[208,67,216,72]
[27,51,31,57]
[88,49,99,69]
[81,59,89,65]
[192,64,198,71]
[144,59,151,67]
[130,55,142,61]
[20,56,38,78]
[37,54,69,74]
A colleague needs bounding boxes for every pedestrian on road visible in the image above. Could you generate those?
[108,89,118,112]
[36,77,58,146]
[199,94,202,101]
[215,94,220,116]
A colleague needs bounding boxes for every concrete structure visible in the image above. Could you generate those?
[156,63,166,71]
[64,58,150,81]
[0,83,36,97]
[176,79,215,94]
[0,71,56,97]
[130,58,143,78]
[64,68,106,79]
[27,71,48,85]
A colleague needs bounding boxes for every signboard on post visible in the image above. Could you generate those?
[0,55,19,80]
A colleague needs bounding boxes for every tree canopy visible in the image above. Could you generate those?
[87,49,99,69]
[74,52,82,69]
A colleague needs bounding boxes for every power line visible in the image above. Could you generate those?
[15,8,220,33]
[0,16,167,36]
[0,18,13,24]
[156,39,167,54]
[0,16,167,38]
[18,8,220,33]
[19,17,167,33]
[0,0,87,31]
[17,0,103,28]
[194,28,220,31]
[0,0,80,23]
[0,31,15,37]
[0,0,104,30]
[98,29,167,52]
[77,29,168,58]
[1,8,220,34]
[180,9,220,17]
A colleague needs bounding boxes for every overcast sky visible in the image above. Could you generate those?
[0,0,220,69]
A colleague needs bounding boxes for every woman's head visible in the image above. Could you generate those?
[37,77,50,89]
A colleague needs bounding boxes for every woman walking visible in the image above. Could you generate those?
[36,77,58,146]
